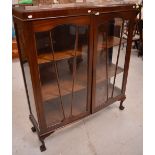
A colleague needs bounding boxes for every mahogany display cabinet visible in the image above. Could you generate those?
[13,1,139,152]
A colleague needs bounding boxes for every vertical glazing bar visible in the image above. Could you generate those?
[105,23,109,101]
[49,32,66,120]
[111,20,125,97]
[70,26,79,116]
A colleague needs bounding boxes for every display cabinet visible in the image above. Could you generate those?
[13,0,139,151]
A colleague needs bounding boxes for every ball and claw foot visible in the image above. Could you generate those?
[31,127,36,132]
[40,144,46,152]
[119,101,125,110]
[119,105,125,110]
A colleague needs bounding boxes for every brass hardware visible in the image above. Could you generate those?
[95,12,100,16]
[28,15,32,19]
[88,10,91,13]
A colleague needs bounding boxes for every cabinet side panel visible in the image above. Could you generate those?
[14,21,39,125]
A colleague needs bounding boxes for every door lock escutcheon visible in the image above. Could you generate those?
[95,12,100,16]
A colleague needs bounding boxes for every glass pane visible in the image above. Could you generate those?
[108,18,128,98]
[35,24,89,127]
[95,29,107,107]
[95,18,128,108]
[15,24,38,124]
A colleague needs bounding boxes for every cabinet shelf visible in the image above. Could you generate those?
[37,36,125,64]
[38,36,126,64]
[98,36,126,49]
[37,50,82,64]
[41,62,123,102]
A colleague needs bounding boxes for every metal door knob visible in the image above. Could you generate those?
[88,10,91,13]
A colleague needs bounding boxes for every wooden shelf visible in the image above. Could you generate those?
[41,80,86,102]
[37,50,82,64]
[98,36,126,49]
[37,36,125,64]
[40,61,123,102]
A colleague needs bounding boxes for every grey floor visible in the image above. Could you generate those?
[13,50,143,155]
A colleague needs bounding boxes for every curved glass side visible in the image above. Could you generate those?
[15,23,38,125]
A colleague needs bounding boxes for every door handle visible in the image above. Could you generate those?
[88,10,92,13]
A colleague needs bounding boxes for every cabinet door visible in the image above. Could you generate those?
[92,14,132,112]
[33,17,92,128]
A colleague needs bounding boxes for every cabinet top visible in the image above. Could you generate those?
[13,0,139,21]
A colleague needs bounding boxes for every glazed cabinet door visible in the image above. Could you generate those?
[32,16,92,129]
[92,13,134,112]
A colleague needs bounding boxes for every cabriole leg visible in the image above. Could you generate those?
[40,139,46,152]
[38,131,54,152]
